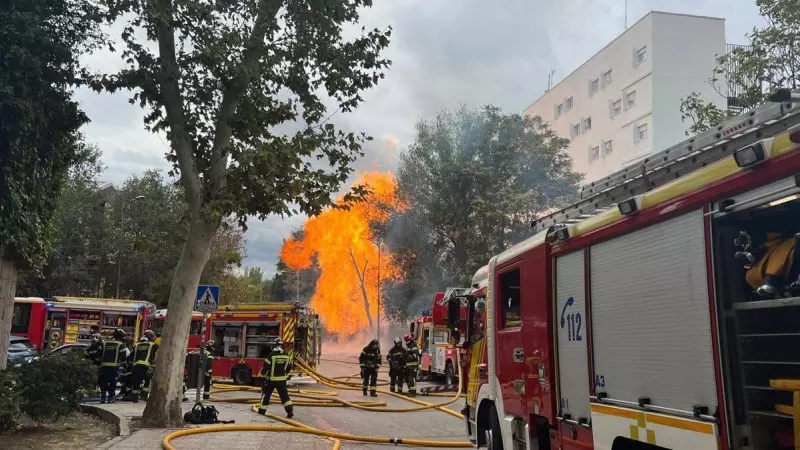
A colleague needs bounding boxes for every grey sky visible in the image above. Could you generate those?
[75,0,762,277]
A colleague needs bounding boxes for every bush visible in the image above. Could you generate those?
[0,370,21,432]
[13,353,96,423]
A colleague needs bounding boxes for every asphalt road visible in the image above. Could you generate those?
[294,356,468,449]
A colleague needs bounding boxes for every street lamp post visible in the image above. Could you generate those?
[376,237,382,344]
[116,195,145,299]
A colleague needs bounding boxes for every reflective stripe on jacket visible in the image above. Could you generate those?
[260,350,292,382]
[359,345,381,369]
[101,340,124,367]
[133,342,158,366]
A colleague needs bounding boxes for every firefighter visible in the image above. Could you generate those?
[119,345,133,400]
[200,341,215,400]
[140,330,158,400]
[129,331,158,403]
[86,333,103,365]
[359,338,381,397]
[404,333,420,397]
[386,337,406,393]
[98,328,126,404]
[257,338,294,418]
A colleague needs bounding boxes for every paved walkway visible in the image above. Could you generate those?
[92,393,333,450]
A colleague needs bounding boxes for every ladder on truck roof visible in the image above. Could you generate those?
[530,89,800,233]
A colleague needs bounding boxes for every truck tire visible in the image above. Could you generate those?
[486,405,503,450]
[445,361,455,386]
[232,366,252,385]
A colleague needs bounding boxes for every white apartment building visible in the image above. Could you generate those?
[524,11,727,184]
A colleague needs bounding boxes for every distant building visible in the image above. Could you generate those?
[524,11,727,184]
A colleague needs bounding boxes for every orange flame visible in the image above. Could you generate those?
[280,172,405,337]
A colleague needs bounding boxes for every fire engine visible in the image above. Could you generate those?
[152,309,205,351]
[411,289,471,386]
[447,90,800,450]
[12,296,156,350]
[205,303,321,385]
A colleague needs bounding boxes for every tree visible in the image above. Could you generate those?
[680,0,800,134]
[96,0,391,426]
[0,0,103,370]
[390,106,581,314]
[17,167,246,305]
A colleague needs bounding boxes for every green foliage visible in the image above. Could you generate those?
[0,353,95,431]
[389,106,581,314]
[94,0,393,224]
[0,370,20,432]
[17,164,246,305]
[0,0,104,269]
[14,353,95,422]
[680,0,800,134]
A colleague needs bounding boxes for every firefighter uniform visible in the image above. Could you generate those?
[404,335,420,397]
[257,340,294,418]
[119,347,133,399]
[98,330,126,403]
[202,344,214,400]
[387,338,406,393]
[359,339,381,397]
[86,334,103,366]
[129,338,158,402]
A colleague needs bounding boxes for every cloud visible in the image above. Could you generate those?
[77,0,763,274]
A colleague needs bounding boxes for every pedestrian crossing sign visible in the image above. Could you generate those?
[195,285,220,312]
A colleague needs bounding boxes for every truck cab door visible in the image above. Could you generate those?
[494,263,528,418]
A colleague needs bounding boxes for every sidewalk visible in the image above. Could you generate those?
[90,396,333,450]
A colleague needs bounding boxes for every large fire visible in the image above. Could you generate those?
[280,172,405,337]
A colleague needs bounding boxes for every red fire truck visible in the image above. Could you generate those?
[206,303,321,385]
[449,91,800,450]
[12,296,156,350]
[411,289,471,386]
[152,309,205,351]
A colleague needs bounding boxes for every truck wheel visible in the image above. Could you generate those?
[445,362,455,386]
[232,366,252,385]
[486,406,503,450]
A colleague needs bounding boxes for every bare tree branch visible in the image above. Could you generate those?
[151,0,203,208]
[348,246,374,331]
[209,0,284,195]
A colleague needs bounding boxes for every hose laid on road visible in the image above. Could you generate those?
[209,383,387,407]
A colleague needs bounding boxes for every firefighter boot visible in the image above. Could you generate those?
[362,388,367,396]
[370,391,378,397]
[390,385,396,393]
[286,406,294,419]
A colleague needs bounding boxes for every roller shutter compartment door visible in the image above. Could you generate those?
[555,250,591,422]
[590,209,717,412]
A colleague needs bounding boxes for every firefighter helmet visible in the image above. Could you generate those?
[393,337,402,345]
[205,340,215,351]
[403,333,413,343]
[274,338,284,347]
[113,328,126,341]
[140,337,149,342]
[91,333,102,343]
[369,338,379,347]
[143,330,156,341]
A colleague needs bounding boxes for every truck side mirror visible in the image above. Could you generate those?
[410,322,415,334]
[448,299,460,327]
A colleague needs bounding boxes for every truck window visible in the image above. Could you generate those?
[422,328,430,353]
[433,331,449,344]
[499,268,521,328]
[12,303,31,334]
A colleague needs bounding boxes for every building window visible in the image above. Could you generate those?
[589,78,600,96]
[582,117,592,133]
[565,96,574,111]
[589,145,600,162]
[626,90,637,108]
[603,140,613,156]
[635,46,648,66]
[636,123,649,143]
[611,99,622,117]
[571,123,581,138]
[603,70,613,87]
[499,268,521,329]
[555,103,564,118]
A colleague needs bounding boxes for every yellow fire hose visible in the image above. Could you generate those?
[162,354,471,449]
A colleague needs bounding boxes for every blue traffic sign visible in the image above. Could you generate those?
[195,285,220,312]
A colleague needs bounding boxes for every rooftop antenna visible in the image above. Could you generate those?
[624,0,628,29]
[546,69,556,92]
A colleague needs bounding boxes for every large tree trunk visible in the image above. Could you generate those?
[348,248,374,334]
[0,245,19,371]
[141,215,219,427]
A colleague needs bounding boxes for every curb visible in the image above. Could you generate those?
[80,404,131,449]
